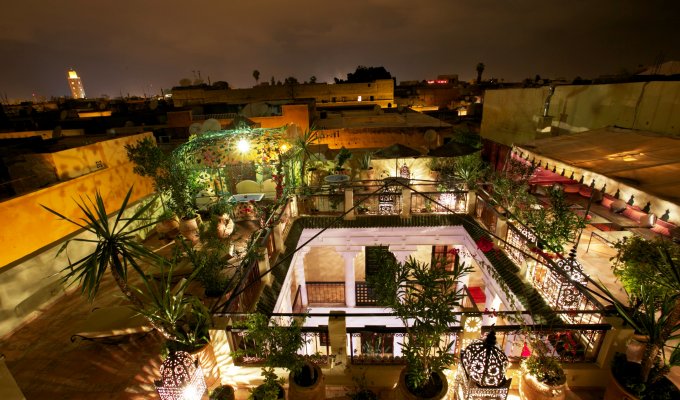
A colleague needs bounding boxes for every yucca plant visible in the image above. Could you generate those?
[592,239,680,397]
[367,251,472,391]
[135,256,211,350]
[41,187,161,308]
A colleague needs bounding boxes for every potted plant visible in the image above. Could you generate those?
[41,188,162,310]
[357,151,374,182]
[210,384,235,400]
[367,251,472,399]
[125,137,179,236]
[166,163,205,243]
[591,237,680,399]
[520,186,585,255]
[519,335,567,400]
[334,147,353,175]
[234,313,324,400]
[209,198,235,239]
[135,258,220,387]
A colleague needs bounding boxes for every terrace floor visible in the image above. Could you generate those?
[0,212,673,399]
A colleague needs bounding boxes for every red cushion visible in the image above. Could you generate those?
[601,196,615,209]
[564,184,580,193]
[622,207,648,224]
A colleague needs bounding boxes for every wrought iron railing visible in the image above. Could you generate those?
[411,191,468,214]
[306,282,345,304]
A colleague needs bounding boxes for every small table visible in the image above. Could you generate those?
[229,193,265,203]
[229,193,265,221]
[324,174,350,184]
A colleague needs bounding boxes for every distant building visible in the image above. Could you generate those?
[67,69,86,99]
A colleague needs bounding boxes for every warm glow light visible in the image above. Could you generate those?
[68,70,79,79]
[237,138,250,153]
[280,144,289,153]
[357,95,362,101]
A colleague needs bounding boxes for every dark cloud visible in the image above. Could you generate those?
[1,0,678,100]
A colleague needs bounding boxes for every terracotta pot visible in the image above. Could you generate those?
[625,334,648,364]
[359,168,375,181]
[179,216,200,243]
[395,368,447,400]
[216,214,234,239]
[156,217,179,239]
[288,363,325,400]
[191,341,220,389]
[604,371,639,400]
[519,372,566,400]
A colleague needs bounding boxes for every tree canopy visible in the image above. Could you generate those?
[335,65,393,83]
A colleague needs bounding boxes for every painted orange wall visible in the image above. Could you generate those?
[0,133,155,269]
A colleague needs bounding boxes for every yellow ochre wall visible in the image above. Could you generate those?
[0,132,155,269]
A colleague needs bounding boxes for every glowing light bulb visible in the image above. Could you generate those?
[237,138,250,153]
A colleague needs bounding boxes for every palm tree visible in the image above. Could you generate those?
[41,187,161,307]
[253,69,260,85]
[476,62,485,84]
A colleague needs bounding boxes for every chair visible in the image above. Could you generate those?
[71,279,187,343]
[262,178,277,199]
[235,180,261,194]
[70,305,152,343]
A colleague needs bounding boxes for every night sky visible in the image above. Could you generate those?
[1,0,679,101]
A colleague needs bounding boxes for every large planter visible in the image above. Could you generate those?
[156,216,179,239]
[519,372,566,400]
[625,334,648,364]
[288,363,325,400]
[604,372,639,400]
[396,368,448,400]
[179,216,200,243]
[191,340,220,389]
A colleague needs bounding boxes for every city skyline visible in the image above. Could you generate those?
[1,0,679,101]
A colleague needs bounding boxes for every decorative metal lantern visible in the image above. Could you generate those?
[155,351,207,400]
[399,163,410,179]
[454,330,511,399]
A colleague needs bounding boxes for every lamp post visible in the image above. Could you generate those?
[155,351,207,400]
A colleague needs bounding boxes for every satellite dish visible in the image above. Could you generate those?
[201,118,221,133]
[189,123,202,136]
[374,104,383,115]
[424,129,437,144]
[241,102,270,118]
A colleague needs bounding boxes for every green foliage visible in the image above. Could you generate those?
[592,239,680,386]
[250,367,284,400]
[521,187,585,253]
[366,252,472,389]
[452,153,487,190]
[165,164,205,218]
[357,152,373,170]
[209,385,235,400]
[521,336,565,386]
[335,147,353,170]
[125,137,171,193]
[611,236,680,302]
[135,256,212,351]
[490,158,534,214]
[235,313,306,375]
[41,188,161,304]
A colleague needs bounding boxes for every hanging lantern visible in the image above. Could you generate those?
[400,163,410,179]
[521,342,532,358]
[454,330,511,399]
[155,351,207,400]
